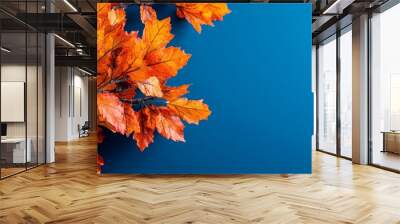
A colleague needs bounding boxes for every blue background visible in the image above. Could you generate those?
[99,3,313,174]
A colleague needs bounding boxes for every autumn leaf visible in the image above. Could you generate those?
[143,17,174,53]
[97,92,126,134]
[116,84,136,100]
[97,127,104,144]
[97,4,214,151]
[156,108,185,142]
[108,7,126,26]
[137,76,163,97]
[124,104,140,136]
[112,37,145,80]
[140,5,157,23]
[145,47,191,81]
[176,3,231,33]
[97,6,129,61]
[97,4,113,87]
[97,4,143,91]
[162,84,190,101]
[121,14,190,83]
[97,154,105,166]
[97,3,112,33]
[97,154,105,174]
[204,4,231,21]
[167,98,211,124]
[134,107,156,151]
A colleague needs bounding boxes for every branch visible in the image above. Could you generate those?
[120,96,157,105]
[97,76,129,90]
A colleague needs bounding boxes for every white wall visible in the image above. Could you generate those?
[71,73,89,138]
[55,66,70,141]
[54,67,89,141]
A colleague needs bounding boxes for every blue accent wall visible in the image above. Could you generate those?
[99,3,313,174]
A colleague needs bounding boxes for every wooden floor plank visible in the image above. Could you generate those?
[1,136,400,223]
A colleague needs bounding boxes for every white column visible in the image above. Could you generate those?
[352,14,369,164]
[46,32,55,163]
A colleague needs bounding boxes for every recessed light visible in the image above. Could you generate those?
[1,47,11,53]
[63,0,78,12]
[78,67,93,76]
[54,34,75,48]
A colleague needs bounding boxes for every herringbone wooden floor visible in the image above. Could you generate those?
[1,136,400,224]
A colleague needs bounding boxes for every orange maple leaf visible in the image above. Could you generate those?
[162,84,190,101]
[117,11,190,83]
[97,127,104,144]
[167,98,211,125]
[97,92,126,134]
[137,76,163,97]
[140,5,157,23]
[117,86,136,100]
[176,3,231,33]
[139,11,191,81]
[144,47,191,81]
[156,107,185,142]
[142,16,174,53]
[111,37,145,80]
[97,154,105,174]
[97,5,129,61]
[134,107,156,151]
[124,104,141,136]
[97,4,143,91]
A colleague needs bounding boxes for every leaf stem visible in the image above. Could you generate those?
[120,96,157,105]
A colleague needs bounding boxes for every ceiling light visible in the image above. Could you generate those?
[1,47,11,53]
[323,1,340,15]
[322,0,355,15]
[63,0,78,12]
[78,67,93,76]
[54,34,75,48]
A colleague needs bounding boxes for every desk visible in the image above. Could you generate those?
[1,138,31,163]
[382,131,400,154]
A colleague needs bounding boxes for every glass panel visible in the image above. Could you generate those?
[371,4,400,171]
[340,28,352,158]
[0,0,46,178]
[318,36,337,154]
[26,0,39,169]
[1,30,27,177]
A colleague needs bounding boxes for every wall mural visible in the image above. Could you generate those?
[97,3,231,173]
[98,3,312,174]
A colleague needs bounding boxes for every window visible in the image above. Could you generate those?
[370,3,400,171]
[318,35,337,154]
[339,27,352,158]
